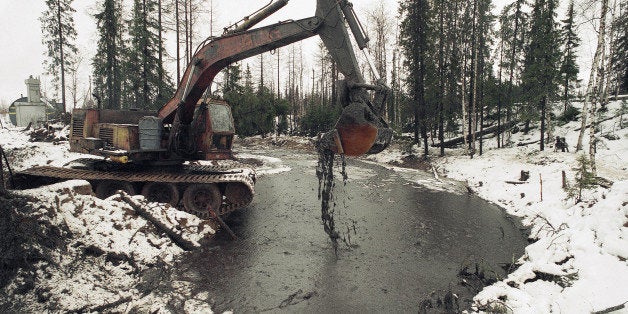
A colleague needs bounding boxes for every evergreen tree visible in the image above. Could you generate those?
[564,154,597,203]
[559,0,581,112]
[222,63,243,96]
[93,0,125,109]
[40,0,78,113]
[399,0,432,156]
[501,0,528,146]
[125,0,173,110]
[521,0,561,151]
[611,2,628,94]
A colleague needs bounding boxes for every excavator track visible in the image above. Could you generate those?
[16,160,256,219]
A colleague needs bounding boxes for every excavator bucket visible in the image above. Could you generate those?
[321,100,392,156]
[333,104,379,156]
[316,0,392,156]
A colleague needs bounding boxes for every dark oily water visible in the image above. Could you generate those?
[315,146,349,253]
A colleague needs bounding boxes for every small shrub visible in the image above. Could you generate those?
[564,155,597,203]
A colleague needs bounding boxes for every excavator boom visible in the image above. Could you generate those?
[158,17,322,124]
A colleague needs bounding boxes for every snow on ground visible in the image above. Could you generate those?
[1,180,216,313]
[0,126,223,312]
[0,126,90,171]
[367,99,628,313]
[235,152,292,176]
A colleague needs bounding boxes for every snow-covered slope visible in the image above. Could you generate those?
[369,99,628,313]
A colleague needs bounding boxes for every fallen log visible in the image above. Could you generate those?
[70,296,133,314]
[119,193,198,251]
[516,139,540,147]
[433,120,518,148]
[208,206,238,240]
[592,301,627,314]
[574,114,622,132]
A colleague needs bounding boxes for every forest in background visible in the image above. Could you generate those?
[41,0,628,158]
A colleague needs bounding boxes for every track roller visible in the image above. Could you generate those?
[141,182,180,206]
[95,180,136,199]
[224,182,253,206]
[183,184,222,219]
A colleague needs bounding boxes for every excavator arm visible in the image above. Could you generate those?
[158,16,322,124]
[158,0,392,156]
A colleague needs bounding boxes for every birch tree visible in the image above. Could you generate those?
[576,0,609,152]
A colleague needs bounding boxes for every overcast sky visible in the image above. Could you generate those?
[0,0,598,108]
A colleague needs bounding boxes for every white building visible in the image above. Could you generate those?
[9,76,48,127]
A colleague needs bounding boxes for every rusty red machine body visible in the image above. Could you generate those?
[69,100,236,163]
[19,0,392,219]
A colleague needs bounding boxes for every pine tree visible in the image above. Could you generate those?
[521,0,561,151]
[93,0,125,109]
[559,0,581,112]
[125,0,173,110]
[502,0,527,146]
[41,0,78,113]
[223,63,243,96]
[564,154,597,203]
[611,2,628,94]
[399,0,432,156]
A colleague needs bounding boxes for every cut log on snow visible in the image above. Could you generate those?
[119,193,198,251]
[70,296,133,314]
[574,114,622,132]
[592,301,627,314]
[517,139,540,147]
[433,120,518,148]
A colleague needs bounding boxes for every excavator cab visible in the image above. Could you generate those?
[188,100,236,161]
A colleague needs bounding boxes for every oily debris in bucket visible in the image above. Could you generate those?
[315,144,349,253]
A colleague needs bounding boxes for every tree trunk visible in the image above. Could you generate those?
[184,0,189,65]
[461,40,468,148]
[438,0,445,157]
[57,0,67,113]
[479,72,485,155]
[540,96,546,151]
[590,15,609,175]
[497,24,505,148]
[505,0,523,147]
[564,73,569,112]
[602,0,617,110]
[434,120,518,147]
[469,0,479,157]
[577,0,608,151]
[158,0,163,97]
[176,0,180,83]
[188,0,193,63]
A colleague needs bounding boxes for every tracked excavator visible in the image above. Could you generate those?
[16,0,392,219]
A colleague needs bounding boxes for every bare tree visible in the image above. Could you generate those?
[68,55,84,109]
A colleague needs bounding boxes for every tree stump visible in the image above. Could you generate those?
[520,170,530,181]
